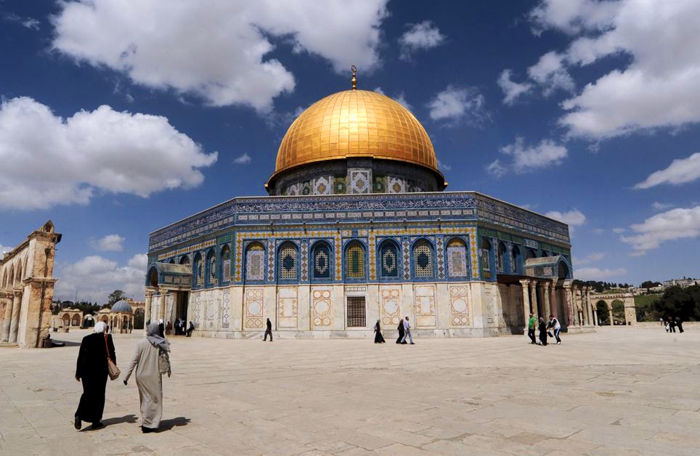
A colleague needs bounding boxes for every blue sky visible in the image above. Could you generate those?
[1,0,699,302]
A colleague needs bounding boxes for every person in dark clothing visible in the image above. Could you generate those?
[74,322,116,430]
[538,317,548,346]
[263,318,273,341]
[374,320,385,343]
[158,319,165,337]
[676,317,684,333]
[396,319,405,344]
[668,317,676,333]
[186,321,194,337]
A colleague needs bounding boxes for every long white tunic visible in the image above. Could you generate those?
[124,340,170,429]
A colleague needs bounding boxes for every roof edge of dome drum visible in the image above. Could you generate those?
[266,89,446,196]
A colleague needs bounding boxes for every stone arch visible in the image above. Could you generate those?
[62,313,71,326]
[525,248,537,260]
[15,259,22,283]
[9,264,15,286]
[377,239,400,280]
[193,252,203,287]
[83,315,94,328]
[169,258,175,264]
[480,237,492,278]
[179,255,190,265]
[496,241,507,273]
[611,299,625,325]
[596,300,610,325]
[1,269,6,288]
[72,314,81,326]
[557,259,571,279]
[310,240,333,281]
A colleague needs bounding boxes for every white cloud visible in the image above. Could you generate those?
[592,228,605,234]
[531,1,700,139]
[0,96,217,210]
[427,85,486,124]
[233,153,252,165]
[54,254,148,303]
[527,51,575,96]
[612,227,627,234]
[621,205,700,254]
[634,153,700,189]
[545,209,586,236]
[487,137,568,177]
[437,160,451,172]
[52,0,388,112]
[497,70,533,105]
[0,244,13,257]
[575,267,627,281]
[3,13,41,30]
[90,234,125,252]
[398,21,446,60]
[652,202,674,211]
[574,252,605,266]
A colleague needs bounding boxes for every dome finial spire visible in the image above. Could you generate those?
[351,65,357,90]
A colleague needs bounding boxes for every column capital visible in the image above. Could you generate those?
[13,289,23,297]
[519,279,531,286]
[542,281,550,291]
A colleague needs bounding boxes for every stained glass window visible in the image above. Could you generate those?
[413,240,434,279]
[194,254,203,286]
[222,246,231,282]
[447,238,468,278]
[312,242,331,279]
[279,242,298,280]
[207,251,217,286]
[345,241,365,279]
[379,241,399,278]
[245,243,265,282]
[481,239,491,272]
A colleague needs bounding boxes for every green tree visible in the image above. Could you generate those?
[107,290,126,306]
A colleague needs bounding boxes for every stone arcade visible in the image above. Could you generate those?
[0,221,61,348]
[145,73,594,338]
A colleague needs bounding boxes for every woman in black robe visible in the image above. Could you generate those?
[538,317,548,346]
[74,321,116,430]
[396,319,405,344]
[374,320,385,344]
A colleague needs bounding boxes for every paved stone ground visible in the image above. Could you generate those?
[1,326,699,456]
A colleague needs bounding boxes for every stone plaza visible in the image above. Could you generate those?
[1,326,699,455]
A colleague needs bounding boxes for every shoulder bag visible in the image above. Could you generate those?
[104,334,121,380]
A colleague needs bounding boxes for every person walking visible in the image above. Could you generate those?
[186,321,194,337]
[158,319,165,337]
[123,322,171,433]
[538,317,548,346]
[676,316,684,333]
[527,313,537,344]
[263,318,273,342]
[74,321,116,430]
[374,320,385,344]
[396,319,405,344]
[400,316,415,345]
[547,315,561,345]
[669,317,677,333]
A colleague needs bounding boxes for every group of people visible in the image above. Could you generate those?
[74,322,172,433]
[173,318,194,336]
[527,313,562,346]
[662,316,684,333]
[370,316,415,344]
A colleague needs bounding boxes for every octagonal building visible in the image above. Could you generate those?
[146,75,594,338]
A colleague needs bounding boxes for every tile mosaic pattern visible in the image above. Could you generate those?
[345,242,365,279]
[449,285,470,326]
[447,238,468,278]
[413,241,434,279]
[245,244,265,282]
[279,243,298,280]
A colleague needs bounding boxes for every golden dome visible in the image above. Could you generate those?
[272,89,439,177]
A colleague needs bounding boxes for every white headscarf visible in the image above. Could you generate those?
[94,321,107,333]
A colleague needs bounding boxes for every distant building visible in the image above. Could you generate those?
[0,221,61,348]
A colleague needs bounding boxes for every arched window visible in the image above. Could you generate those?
[525,248,537,260]
[179,255,190,265]
[311,241,332,280]
[481,238,492,273]
[541,250,549,257]
[345,241,366,280]
[446,238,468,278]
[511,245,521,274]
[9,265,15,285]
[221,245,232,283]
[169,258,175,264]
[205,250,217,286]
[278,242,299,281]
[413,239,434,279]
[378,240,400,280]
[496,242,507,273]
[245,242,265,282]
[16,259,22,283]
[193,253,203,287]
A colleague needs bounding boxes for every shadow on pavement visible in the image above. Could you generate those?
[158,416,191,432]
